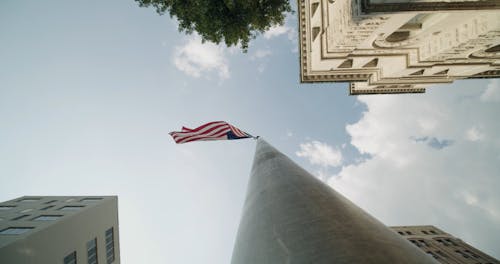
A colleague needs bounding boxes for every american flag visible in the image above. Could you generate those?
[169,121,253,144]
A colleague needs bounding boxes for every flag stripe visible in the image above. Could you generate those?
[183,121,226,133]
[173,123,230,142]
[169,121,252,144]
[172,123,229,139]
[181,132,229,143]
[176,126,231,143]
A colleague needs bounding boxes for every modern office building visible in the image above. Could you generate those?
[0,196,120,264]
[231,139,438,263]
[392,225,499,264]
[298,0,500,95]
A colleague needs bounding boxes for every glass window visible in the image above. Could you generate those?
[11,215,30,221]
[0,206,15,210]
[87,238,98,264]
[64,251,77,264]
[59,206,85,211]
[0,227,34,235]
[17,198,40,202]
[105,227,115,263]
[41,205,55,210]
[81,198,103,202]
[32,215,62,221]
[20,209,33,213]
[44,200,57,204]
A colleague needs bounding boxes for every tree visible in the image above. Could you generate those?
[135,0,292,52]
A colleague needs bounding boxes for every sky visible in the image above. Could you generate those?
[1,0,499,263]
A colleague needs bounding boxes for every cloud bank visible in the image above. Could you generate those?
[173,35,229,80]
[296,141,342,167]
[297,81,500,258]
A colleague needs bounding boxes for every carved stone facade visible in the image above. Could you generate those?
[299,0,500,95]
[391,225,499,264]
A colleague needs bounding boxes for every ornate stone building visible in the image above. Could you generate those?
[298,0,500,94]
[391,225,499,264]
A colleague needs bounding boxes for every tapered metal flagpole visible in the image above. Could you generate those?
[231,138,438,264]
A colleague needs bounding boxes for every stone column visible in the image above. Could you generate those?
[231,139,438,264]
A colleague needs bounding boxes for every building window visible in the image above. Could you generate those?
[17,198,40,202]
[422,230,428,234]
[0,227,34,235]
[20,209,33,213]
[410,240,421,247]
[405,231,413,235]
[64,251,77,264]
[105,227,115,263]
[419,239,429,247]
[59,206,85,211]
[65,198,76,203]
[81,198,103,202]
[397,231,404,235]
[11,215,30,221]
[87,238,98,264]
[0,206,16,210]
[429,230,437,234]
[41,205,55,210]
[445,238,457,246]
[32,215,63,221]
[436,251,447,258]
[455,250,470,259]
[426,251,439,259]
[44,200,57,204]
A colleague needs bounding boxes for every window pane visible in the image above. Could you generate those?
[0,227,34,235]
[17,198,40,202]
[41,205,55,210]
[87,238,98,264]
[33,215,62,221]
[11,215,30,221]
[64,251,77,264]
[105,227,115,263]
[0,206,15,210]
[81,198,103,202]
[59,206,85,211]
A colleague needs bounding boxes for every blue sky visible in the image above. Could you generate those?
[1,0,499,263]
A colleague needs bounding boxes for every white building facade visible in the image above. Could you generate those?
[299,0,500,94]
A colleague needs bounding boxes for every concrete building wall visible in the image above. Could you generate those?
[0,196,120,264]
[231,139,438,264]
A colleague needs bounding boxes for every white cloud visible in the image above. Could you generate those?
[251,49,272,60]
[264,25,292,39]
[173,35,229,80]
[296,141,342,167]
[257,64,265,73]
[466,126,484,142]
[327,82,500,258]
[262,16,298,52]
[480,79,500,102]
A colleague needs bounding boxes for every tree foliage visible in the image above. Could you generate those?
[136,0,292,52]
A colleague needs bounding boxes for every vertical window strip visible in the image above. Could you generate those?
[64,251,77,264]
[105,228,115,264]
[87,238,98,264]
